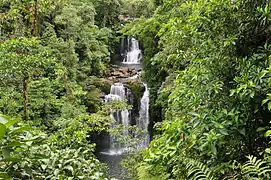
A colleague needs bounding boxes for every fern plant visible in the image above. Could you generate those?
[183,156,271,180]
[240,156,271,180]
[184,158,215,180]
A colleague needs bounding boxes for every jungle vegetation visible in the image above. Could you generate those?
[0,0,120,179]
[1,0,271,180]
[121,0,271,179]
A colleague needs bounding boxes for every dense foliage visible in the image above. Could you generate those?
[121,0,271,179]
[3,0,271,179]
[0,0,124,179]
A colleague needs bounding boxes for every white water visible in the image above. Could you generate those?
[102,37,149,157]
[137,83,150,148]
[122,37,142,64]
[98,37,150,180]
[105,83,130,155]
[104,82,150,156]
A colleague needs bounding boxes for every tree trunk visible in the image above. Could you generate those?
[63,73,75,102]
[22,76,29,120]
[32,0,38,36]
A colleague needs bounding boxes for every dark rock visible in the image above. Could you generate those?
[97,78,113,94]
[124,79,145,102]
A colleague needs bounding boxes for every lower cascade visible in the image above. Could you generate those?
[137,83,150,148]
[105,83,130,155]
[104,82,150,155]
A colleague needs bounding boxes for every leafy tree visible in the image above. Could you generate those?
[0,113,109,179]
[90,0,121,28]
[0,0,65,38]
[0,37,55,120]
[121,0,155,18]
[0,0,126,179]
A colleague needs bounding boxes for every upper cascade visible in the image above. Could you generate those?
[122,37,142,64]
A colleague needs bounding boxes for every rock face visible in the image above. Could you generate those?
[124,79,145,102]
[107,66,138,81]
[106,66,145,99]
[124,79,145,126]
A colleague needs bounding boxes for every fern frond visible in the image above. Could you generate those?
[241,155,271,179]
[184,158,215,180]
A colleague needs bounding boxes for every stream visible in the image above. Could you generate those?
[96,37,150,179]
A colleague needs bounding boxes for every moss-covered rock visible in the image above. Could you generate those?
[96,78,113,94]
[124,79,145,102]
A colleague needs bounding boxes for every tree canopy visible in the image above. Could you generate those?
[2,0,271,179]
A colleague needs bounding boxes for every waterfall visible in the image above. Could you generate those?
[104,82,150,155]
[108,83,126,99]
[101,37,149,156]
[97,36,149,179]
[137,83,150,148]
[105,83,130,155]
[122,37,142,64]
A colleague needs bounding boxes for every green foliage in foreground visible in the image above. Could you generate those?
[0,115,108,179]
[121,0,271,179]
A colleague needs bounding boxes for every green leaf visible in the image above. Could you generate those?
[10,127,32,134]
[257,127,267,132]
[3,141,25,148]
[0,123,6,140]
[265,148,271,154]
[0,157,20,162]
[211,144,217,156]
[2,148,11,158]
[0,172,11,179]
[262,98,269,105]
[266,130,271,137]
[219,129,228,135]
[239,128,246,136]
[4,117,19,129]
[230,90,235,96]
[268,102,271,110]
[0,116,8,124]
[32,153,50,159]
[41,165,47,170]
[54,169,60,176]
[64,165,74,172]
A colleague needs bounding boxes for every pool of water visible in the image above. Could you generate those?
[97,151,128,180]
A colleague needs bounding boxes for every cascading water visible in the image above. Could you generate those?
[105,82,150,156]
[98,36,149,179]
[137,83,150,148]
[105,83,130,155]
[122,37,142,64]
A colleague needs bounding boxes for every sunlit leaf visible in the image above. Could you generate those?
[0,123,6,140]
